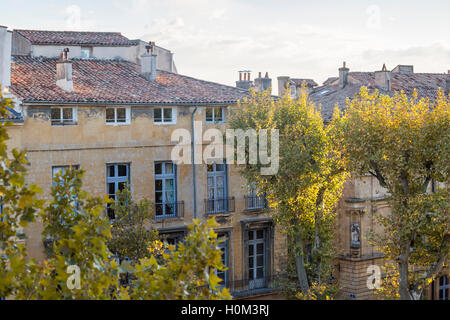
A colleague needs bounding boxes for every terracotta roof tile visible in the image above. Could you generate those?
[10,56,249,105]
[15,29,136,46]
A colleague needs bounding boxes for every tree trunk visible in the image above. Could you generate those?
[295,235,310,293]
[398,250,412,300]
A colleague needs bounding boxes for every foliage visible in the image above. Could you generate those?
[108,187,158,264]
[228,88,348,297]
[334,87,450,300]
[0,91,44,298]
[127,218,231,300]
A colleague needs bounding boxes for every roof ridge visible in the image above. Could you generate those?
[15,29,123,35]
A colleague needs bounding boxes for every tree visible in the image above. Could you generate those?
[108,187,159,264]
[228,88,348,297]
[334,87,449,300]
[0,91,44,299]
[26,168,125,299]
[128,218,231,300]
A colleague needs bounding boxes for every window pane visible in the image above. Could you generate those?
[63,108,73,121]
[249,243,254,254]
[106,108,115,122]
[248,231,254,241]
[257,243,264,255]
[249,269,254,280]
[163,108,172,122]
[118,181,126,191]
[215,163,224,172]
[155,163,162,174]
[51,108,61,121]
[165,191,174,202]
[256,268,264,278]
[256,229,264,239]
[155,180,163,191]
[108,165,115,177]
[257,255,264,266]
[108,183,115,195]
[118,165,127,177]
[155,204,163,216]
[154,108,162,122]
[116,108,126,122]
[215,107,223,122]
[155,191,162,203]
[165,163,173,174]
[206,108,213,122]
[165,179,174,191]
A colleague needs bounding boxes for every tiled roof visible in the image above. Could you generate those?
[310,72,448,121]
[10,56,249,105]
[14,29,137,46]
[290,78,318,87]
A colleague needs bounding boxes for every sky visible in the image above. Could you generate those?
[1,0,449,92]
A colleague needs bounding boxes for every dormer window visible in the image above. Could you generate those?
[80,47,92,59]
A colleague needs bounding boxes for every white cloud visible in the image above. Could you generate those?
[64,4,96,30]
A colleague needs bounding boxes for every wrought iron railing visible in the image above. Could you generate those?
[204,197,235,214]
[227,275,279,297]
[244,195,267,211]
[154,201,184,219]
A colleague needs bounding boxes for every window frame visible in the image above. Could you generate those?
[80,46,93,59]
[50,106,78,126]
[154,161,177,218]
[205,106,225,124]
[105,107,131,125]
[106,163,131,219]
[154,107,177,125]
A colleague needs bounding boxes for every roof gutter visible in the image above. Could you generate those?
[20,100,240,106]
[191,106,198,219]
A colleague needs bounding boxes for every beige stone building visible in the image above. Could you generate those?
[1,24,448,300]
[0,26,286,299]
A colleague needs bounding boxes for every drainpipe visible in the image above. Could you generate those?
[191,106,198,219]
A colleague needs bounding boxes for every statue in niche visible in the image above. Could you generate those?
[350,222,361,249]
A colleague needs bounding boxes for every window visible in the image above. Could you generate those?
[246,184,266,210]
[439,275,449,300]
[206,107,224,123]
[51,107,77,125]
[160,231,185,246]
[248,229,266,289]
[80,47,92,59]
[52,165,80,222]
[206,162,228,213]
[217,234,229,287]
[154,162,177,218]
[106,107,130,125]
[106,164,130,219]
[290,85,297,98]
[154,107,176,124]
[52,165,79,186]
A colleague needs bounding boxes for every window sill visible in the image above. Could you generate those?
[154,121,177,125]
[106,122,130,126]
[51,122,78,126]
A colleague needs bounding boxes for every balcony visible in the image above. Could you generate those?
[154,201,184,220]
[244,195,267,211]
[228,276,279,298]
[204,197,235,215]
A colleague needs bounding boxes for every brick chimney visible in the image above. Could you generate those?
[374,63,391,91]
[236,70,252,90]
[141,41,157,82]
[0,26,11,92]
[339,61,349,88]
[277,76,290,96]
[56,48,73,92]
[254,71,272,94]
